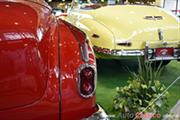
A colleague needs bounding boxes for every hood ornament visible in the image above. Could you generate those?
[158,29,164,41]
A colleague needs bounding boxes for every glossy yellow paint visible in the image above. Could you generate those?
[155,0,162,6]
[63,5,180,59]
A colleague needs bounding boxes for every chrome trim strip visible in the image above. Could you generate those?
[113,50,144,56]
[80,40,89,62]
[77,64,97,98]
[148,57,180,61]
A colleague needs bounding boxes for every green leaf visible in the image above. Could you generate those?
[151,86,156,92]
[113,58,168,119]
[139,99,142,105]
[141,84,148,89]
[119,103,123,109]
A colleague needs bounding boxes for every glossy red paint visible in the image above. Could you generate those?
[59,21,96,120]
[0,0,97,120]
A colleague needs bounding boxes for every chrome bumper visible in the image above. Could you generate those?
[112,50,144,56]
[145,42,180,61]
[112,49,180,61]
[93,45,180,61]
[93,45,144,57]
[83,104,110,120]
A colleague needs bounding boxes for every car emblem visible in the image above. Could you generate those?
[144,16,163,20]
[158,29,164,41]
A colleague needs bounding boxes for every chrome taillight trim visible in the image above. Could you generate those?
[77,64,97,98]
[80,40,89,62]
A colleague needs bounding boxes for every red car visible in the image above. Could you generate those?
[0,0,108,120]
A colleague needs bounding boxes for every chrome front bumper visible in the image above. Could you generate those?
[83,104,110,120]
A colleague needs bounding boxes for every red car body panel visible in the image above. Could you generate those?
[59,21,96,120]
[0,0,96,120]
[0,0,50,110]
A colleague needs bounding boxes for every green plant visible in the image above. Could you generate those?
[113,60,168,120]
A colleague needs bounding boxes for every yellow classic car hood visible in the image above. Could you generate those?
[83,5,180,49]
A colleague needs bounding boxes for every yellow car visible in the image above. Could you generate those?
[63,0,180,65]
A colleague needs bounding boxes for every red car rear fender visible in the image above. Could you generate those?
[59,20,97,120]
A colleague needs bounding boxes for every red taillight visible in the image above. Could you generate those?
[78,65,96,98]
[62,20,96,97]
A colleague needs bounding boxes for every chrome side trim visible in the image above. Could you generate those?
[77,64,97,98]
[80,40,89,62]
[112,50,144,56]
[82,104,110,120]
